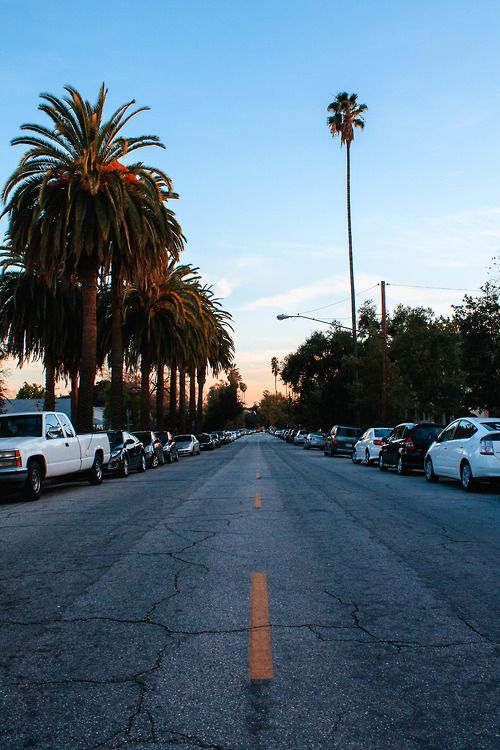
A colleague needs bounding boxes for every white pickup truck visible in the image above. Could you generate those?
[0,411,111,500]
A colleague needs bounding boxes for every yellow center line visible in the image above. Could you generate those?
[256,471,261,479]
[248,572,273,680]
[254,492,262,509]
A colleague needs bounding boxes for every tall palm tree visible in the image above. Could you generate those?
[2,85,183,432]
[271,356,280,394]
[327,92,367,354]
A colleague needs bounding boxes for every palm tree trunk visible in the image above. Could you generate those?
[179,366,186,432]
[140,350,151,428]
[43,358,56,411]
[346,142,357,355]
[169,360,177,429]
[110,268,124,428]
[197,366,205,431]
[70,370,79,425]
[189,365,196,432]
[76,259,98,433]
[156,360,165,429]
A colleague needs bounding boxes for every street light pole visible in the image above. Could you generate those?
[277,313,355,333]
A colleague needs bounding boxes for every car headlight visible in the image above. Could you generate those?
[0,450,22,468]
[110,449,121,459]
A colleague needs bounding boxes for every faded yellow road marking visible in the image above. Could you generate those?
[256,471,262,479]
[248,572,273,680]
[254,493,262,509]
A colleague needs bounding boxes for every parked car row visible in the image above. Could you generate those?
[271,417,500,492]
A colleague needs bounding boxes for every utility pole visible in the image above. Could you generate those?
[381,281,389,423]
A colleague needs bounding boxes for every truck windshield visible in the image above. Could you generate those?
[0,415,43,438]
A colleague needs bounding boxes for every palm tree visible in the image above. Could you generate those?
[2,85,183,432]
[327,92,367,354]
[0,246,81,413]
[271,356,280,394]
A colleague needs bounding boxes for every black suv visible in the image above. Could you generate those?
[378,422,444,474]
[324,425,362,457]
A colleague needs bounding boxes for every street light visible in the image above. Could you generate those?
[277,313,355,333]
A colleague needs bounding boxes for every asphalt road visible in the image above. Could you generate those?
[0,433,499,750]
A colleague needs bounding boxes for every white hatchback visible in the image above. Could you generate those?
[352,427,392,465]
[424,417,500,491]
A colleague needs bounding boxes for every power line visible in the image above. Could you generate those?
[387,282,479,293]
[299,283,379,315]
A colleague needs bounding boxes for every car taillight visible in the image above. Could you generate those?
[373,439,382,445]
[404,438,415,450]
[332,438,338,444]
[480,437,494,455]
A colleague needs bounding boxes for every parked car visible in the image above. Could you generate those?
[198,433,215,450]
[106,430,147,477]
[210,432,221,448]
[424,417,500,491]
[352,427,392,465]
[156,431,179,464]
[324,425,362,457]
[174,434,200,456]
[294,429,309,445]
[304,432,326,450]
[133,430,164,468]
[0,411,111,500]
[379,422,444,474]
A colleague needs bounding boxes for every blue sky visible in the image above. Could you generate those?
[1,0,499,401]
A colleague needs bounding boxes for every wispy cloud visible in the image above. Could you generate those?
[244,273,379,311]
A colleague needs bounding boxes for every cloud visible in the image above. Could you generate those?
[244,273,380,311]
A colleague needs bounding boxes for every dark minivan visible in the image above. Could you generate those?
[378,422,444,475]
[324,425,363,457]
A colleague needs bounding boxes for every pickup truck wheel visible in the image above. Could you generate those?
[23,459,42,501]
[138,453,147,473]
[88,455,103,485]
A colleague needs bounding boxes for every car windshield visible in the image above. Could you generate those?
[175,435,192,443]
[107,431,124,450]
[374,428,392,438]
[337,427,360,437]
[0,414,43,438]
[481,421,500,432]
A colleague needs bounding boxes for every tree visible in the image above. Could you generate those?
[327,92,367,354]
[453,283,500,414]
[0,348,7,411]
[2,85,182,432]
[204,368,243,430]
[16,382,45,399]
[271,356,280,394]
[259,391,289,427]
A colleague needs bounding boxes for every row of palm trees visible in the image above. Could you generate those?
[0,85,234,432]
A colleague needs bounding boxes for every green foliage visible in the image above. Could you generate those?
[453,283,500,414]
[16,382,45,399]
[204,376,243,430]
[258,391,289,427]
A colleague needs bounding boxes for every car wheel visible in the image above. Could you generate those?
[460,461,475,492]
[120,456,129,478]
[88,454,103,485]
[174,452,179,463]
[138,453,147,473]
[151,453,159,469]
[159,452,165,466]
[365,449,371,466]
[378,454,388,471]
[166,452,172,464]
[425,457,438,483]
[396,456,407,475]
[351,450,359,464]
[23,459,42,501]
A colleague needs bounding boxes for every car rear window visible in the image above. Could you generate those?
[374,428,391,438]
[175,435,191,442]
[413,426,443,440]
[481,421,500,432]
[0,414,43,438]
[337,427,361,437]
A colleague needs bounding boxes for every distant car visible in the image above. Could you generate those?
[133,430,165,468]
[294,429,309,445]
[379,422,444,474]
[324,425,362,457]
[210,433,221,448]
[156,431,179,464]
[198,433,215,450]
[304,432,326,450]
[106,431,147,476]
[174,434,200,457]
[424,417,500,491]
[352,427,392,465]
